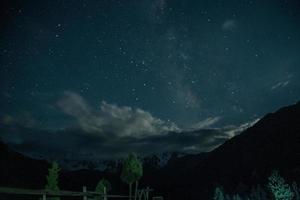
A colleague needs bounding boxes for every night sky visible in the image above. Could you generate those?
[1,0,300,160]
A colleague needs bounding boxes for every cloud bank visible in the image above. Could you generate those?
[57,91,180,138]
[0,121,253,160]
[0,92,259,160]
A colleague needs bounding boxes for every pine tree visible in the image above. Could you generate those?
[292,182,300,200]
[213,187,225,200]
[121,153,143,200]
[268,170,294,200]
[250,184,267,200]
[232,194,242,200]
[95,178,111,200]
[45,162,61,200]
[225,194,232,200]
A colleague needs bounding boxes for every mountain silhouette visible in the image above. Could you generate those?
[1,101,300,199]
[0,141,49,189]
[155,101,300,199]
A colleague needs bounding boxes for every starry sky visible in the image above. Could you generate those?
[1,0,300,160]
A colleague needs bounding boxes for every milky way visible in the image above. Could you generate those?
[1,0,300,159]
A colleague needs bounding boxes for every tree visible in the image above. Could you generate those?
[267,170,294,200]
[121,153,143,200]
[45,162,61,200]
[96,178,111,193]
[250,184,267,200]
[292,182,300,200]
[213,187,225,200]
[225,194,232,200]
[95,178,112,200]
[232,194,242,200]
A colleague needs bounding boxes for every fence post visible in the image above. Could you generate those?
[145,187,149,200]
[42,194,46,200]
[103,186,107,200]
[83,186,87,200]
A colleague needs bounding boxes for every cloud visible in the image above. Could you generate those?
[0,124,241,159]
[0,113,260,160]
[57,91,104,134]
[57,91,180,138]
[222,118,260,138]
[190,117,220,129]
[0,92,260,161]
[271,80,290,90]
[269,73,293,90]
[222,19,237,31]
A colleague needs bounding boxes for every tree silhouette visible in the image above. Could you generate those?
[268,170,294,200]
[292,182,300,200]
[45,162,61,200]
[121,153,143,200]
[250,184,267,200]
[213,187,225,200]
[232,194,242,200]
[95,178,111,200]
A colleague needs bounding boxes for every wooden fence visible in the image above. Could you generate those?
[0,186,126,200]
[0,186,163,200]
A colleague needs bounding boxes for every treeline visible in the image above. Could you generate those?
[45,153,142,200]
[213,170,299,200]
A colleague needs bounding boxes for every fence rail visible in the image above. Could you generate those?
[0,186,129,199]
[0,186,163,200]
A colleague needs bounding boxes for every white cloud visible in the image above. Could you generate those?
[190,117,220,129]
[57,91,180,138]
[222,19,237,31]
[222,118,260,138]
[57,91,91,118]
[271,80,290,90]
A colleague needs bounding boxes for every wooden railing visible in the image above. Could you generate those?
[0,186,127,199]
[0,186,163,200]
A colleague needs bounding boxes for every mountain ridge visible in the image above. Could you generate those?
[1,101,300,199]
